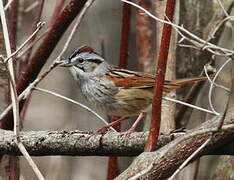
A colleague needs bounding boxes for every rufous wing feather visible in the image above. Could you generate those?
[105,68,208,91]
[105,69,155,88]
[163,76,208,92]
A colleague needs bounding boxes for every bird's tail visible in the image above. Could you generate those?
[163,76,209,92]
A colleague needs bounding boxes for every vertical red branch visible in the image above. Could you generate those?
[106,2,131,180]
[118,2,131,69]
[135,0,153,73]
[7,0,18,53]
[49,0,65,26]
[145,0,176,152]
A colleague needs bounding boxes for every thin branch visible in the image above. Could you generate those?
[24,1,39,13]
[34,87,116,132]
[0,0,19,133]
[135,0,153,73]
[0,1,44,179]
[217,0,229,17]
[16,28,49,58]
[16,0,88,97]
[4,21,45,63]
[0,0,95,123]
[120,0,234,56]
[204,66,230,92]
[4,0,15,10]
[163,97,219,115]
[207,58,232,114]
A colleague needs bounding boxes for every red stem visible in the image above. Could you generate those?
[106,2,131,180]
[118,2,131,69]
[7,0,18,53]
[135,0,153,72]
[144,0,176,152]
[106,156,120,180]
[49,0,65,26]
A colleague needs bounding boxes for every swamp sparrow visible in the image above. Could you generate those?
[60,46,208,132]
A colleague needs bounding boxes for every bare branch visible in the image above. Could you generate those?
[0,1,44,179]
[0,124,232,156]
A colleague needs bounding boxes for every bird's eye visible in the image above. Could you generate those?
[78,58,85,64]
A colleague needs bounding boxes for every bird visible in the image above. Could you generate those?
[60,45,208,134]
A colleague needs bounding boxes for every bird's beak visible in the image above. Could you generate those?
[59,59,72,67]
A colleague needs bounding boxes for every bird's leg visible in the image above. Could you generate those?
[120,112,146,136]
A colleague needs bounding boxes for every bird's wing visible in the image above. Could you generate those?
[105,68,155,89]
[104,67,208,91]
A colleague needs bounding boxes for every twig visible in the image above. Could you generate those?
[204,66,230,92]
[4,22,45,63]
[24,1,39,13]
[15,0,88,98]
[4,0,15,10]
[34,87,116,132]
[56,0,95,61]
[16,28,50,58]
[0,0,19,136]
[0,0,95,122]
[216,0,229,18]
[206,58,232,114]
[163,97,219,115]
[0,1,44,179]
[120,0,234,56]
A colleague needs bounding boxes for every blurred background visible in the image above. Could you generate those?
[1,0,234,179]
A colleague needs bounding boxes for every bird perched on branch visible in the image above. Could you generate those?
[60,46,208,134]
